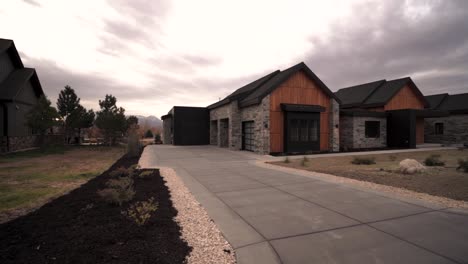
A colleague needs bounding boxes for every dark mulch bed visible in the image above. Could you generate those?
[0,154,191,264]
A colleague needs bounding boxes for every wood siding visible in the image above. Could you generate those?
[416,118,424,144]
[384,84,425,110]
[270,71,331,153]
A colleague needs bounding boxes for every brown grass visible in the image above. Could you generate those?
[0,146,125,223]
[270,149,468,201]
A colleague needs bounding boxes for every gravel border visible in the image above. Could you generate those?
[160,167,236,264]
[258,161,468,209]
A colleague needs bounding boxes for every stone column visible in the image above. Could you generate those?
[329,99,340,152]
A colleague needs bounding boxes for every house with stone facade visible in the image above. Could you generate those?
[161,62,452,154]
[0,38,46,152]
[163,62,341,154]
[334,77,446,150]
[424,93,468,144]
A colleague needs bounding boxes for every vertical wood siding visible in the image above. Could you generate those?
[384,84,425,110]
[269,71,331,153]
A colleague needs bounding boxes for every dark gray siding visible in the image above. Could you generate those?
[0,51,15,83]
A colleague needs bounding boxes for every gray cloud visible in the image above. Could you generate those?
[22,0,41,7]
[303,0,468,95]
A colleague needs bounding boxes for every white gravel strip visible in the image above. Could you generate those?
[258,161,468,209]
[160,167,236,264]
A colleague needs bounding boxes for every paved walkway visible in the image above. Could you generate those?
[140,145,468,264]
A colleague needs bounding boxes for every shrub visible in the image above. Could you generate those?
[98,176,135,205]
[109,166,134,178]
[351,156,376,165]
[122,197,158,226]
[389,155,397,162]
[138,171,152,178]
[301,156,308,167]
[457,158,468,173]
[424,154,445,166]
[284,157,290,163]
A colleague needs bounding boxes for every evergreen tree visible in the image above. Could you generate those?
[144,129,154,138]
[26,95,59,146]
[57,85,80,143]
[95,95,127,145]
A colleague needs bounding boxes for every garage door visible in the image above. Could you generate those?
[242,121,254,151]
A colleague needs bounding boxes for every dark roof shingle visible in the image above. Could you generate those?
[335,77,429,108]
[334,80,385,107]
[0,68,43,101]
[425,93,449,109]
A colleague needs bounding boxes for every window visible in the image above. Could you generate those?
[365,121,380,138]
[435,123,444,135]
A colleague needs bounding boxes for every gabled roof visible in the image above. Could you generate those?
[208,62,339,109]
[335,77,429,109]
[0,68,44,101]
[0,38,24,68]
[425,93,449,110]
[334,80,385,107]
[207,70,279,109]
[427,93,468,114]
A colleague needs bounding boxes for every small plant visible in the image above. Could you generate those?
[109,166,134,178]
[98,176,135,205]
[457,158,468,173]
[424,154,445,166]
[351,156,376,165]
[389,155,397,162]
[284,157,290,163]
[122,197,158,226]
[301,156,308,167]
[138,171,152,178]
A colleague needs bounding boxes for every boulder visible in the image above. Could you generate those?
[399,159,426,174]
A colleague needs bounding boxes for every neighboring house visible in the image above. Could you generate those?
[0,38,45,152]
[163,62,341,154]
[161,106,209,145]
[335,77,446,150]
[424,93,468,144]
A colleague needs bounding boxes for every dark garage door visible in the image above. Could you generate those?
[285,112,320,153]
[242,121,254,151]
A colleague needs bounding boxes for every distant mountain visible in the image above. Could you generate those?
[135,115,163,128]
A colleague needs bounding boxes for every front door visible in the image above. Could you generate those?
[242,121,254,151]
[284,112,320,153]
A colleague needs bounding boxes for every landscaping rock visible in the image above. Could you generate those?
[399,159,426,174]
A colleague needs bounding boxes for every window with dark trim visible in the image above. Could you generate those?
[435,123,444,135]
[365,121,380,138]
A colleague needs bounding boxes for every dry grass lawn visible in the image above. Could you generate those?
[0,146,125,223]
[271,149,468,201]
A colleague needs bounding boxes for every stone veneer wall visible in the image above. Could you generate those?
[162,117,172,144]
[1,134,63,153]
[239,95,270,154]
[424,115,468,144]
[340,116,387,150]
[329,99,340,152]
[209,102,235,148]
[209,96,271,154]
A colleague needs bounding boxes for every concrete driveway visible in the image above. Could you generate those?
[139,145,468,264]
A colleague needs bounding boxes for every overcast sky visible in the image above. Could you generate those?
[1,0,467,117]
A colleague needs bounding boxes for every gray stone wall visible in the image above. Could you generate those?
[209,102,234,148]
[209,120,218,145]
[162,117,172,144]
[209,96,271,154]
[425,115,468,144]
[240,95,270,154]
[339,116,354,151]
[329,99,340,152]
[340,116,387,150]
